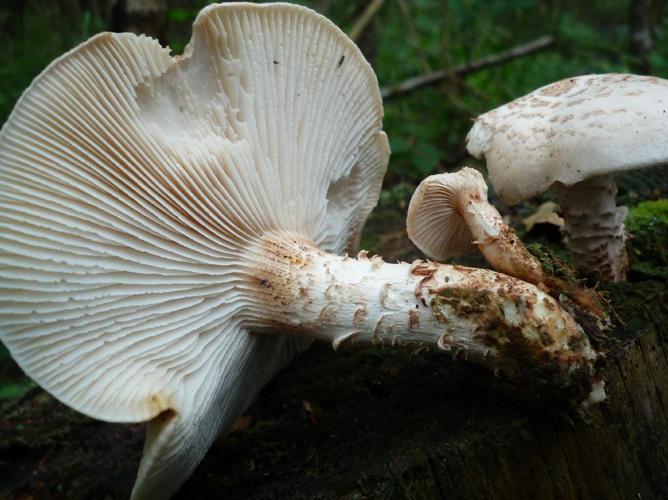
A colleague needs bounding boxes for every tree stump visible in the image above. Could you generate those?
[1,279,666,500]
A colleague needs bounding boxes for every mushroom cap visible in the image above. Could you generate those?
[466,74,668,204]
[0,3,387,494]
[406,167,486,260]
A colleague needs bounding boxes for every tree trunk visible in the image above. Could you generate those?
[0,280,666,500]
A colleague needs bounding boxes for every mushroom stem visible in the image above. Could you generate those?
[249,234,598,392]
[459,192,547,285]
[555,175,628,282]
[406,168,608,324]
[459,189,609,325]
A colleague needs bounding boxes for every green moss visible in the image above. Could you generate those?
[628,199,668,219]
[0,344,36,401]
[525,242,576,281]
[626,199,668,280]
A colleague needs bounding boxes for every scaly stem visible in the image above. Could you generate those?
[461,193,609,324]
[460,195,547,285]
[556,176,628,282]
[247,234,598,393]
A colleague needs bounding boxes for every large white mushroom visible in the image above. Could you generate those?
[466,73,668,282]
[0,4,599,498]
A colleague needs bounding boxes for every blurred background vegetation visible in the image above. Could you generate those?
[2,0,668,183]
[1,0,667,399]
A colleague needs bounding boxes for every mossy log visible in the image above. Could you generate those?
[2,187,667,499]
[0,279,666,500]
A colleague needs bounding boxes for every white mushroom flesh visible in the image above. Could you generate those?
[246,232,596,381]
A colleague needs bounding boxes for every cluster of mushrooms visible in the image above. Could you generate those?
[0,3,661,498]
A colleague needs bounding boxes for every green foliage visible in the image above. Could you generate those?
[5,1,666,185]
[626,199,668,279]
[168,7,194,23]
[0,3,105,125]
[629,198,668,219]
[373,0,658,183]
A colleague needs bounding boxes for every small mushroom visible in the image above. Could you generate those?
[406,167,608,324]
[466,73,668,282]
[407,167,546,284]
[0,4,600,498]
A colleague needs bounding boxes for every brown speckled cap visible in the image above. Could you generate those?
[466,74,668,204]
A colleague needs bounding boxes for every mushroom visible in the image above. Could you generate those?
[406,167,608,325]
[466,73,668,282]
[407,167,546,284]
[0,4,599,498]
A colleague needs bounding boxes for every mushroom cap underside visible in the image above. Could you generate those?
[466,73,668,204]
[0,2,389,424]
[406,167,487,260]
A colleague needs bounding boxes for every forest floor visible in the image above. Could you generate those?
[1,169,667,500]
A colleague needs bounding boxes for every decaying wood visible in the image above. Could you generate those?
[1,281,666,500]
